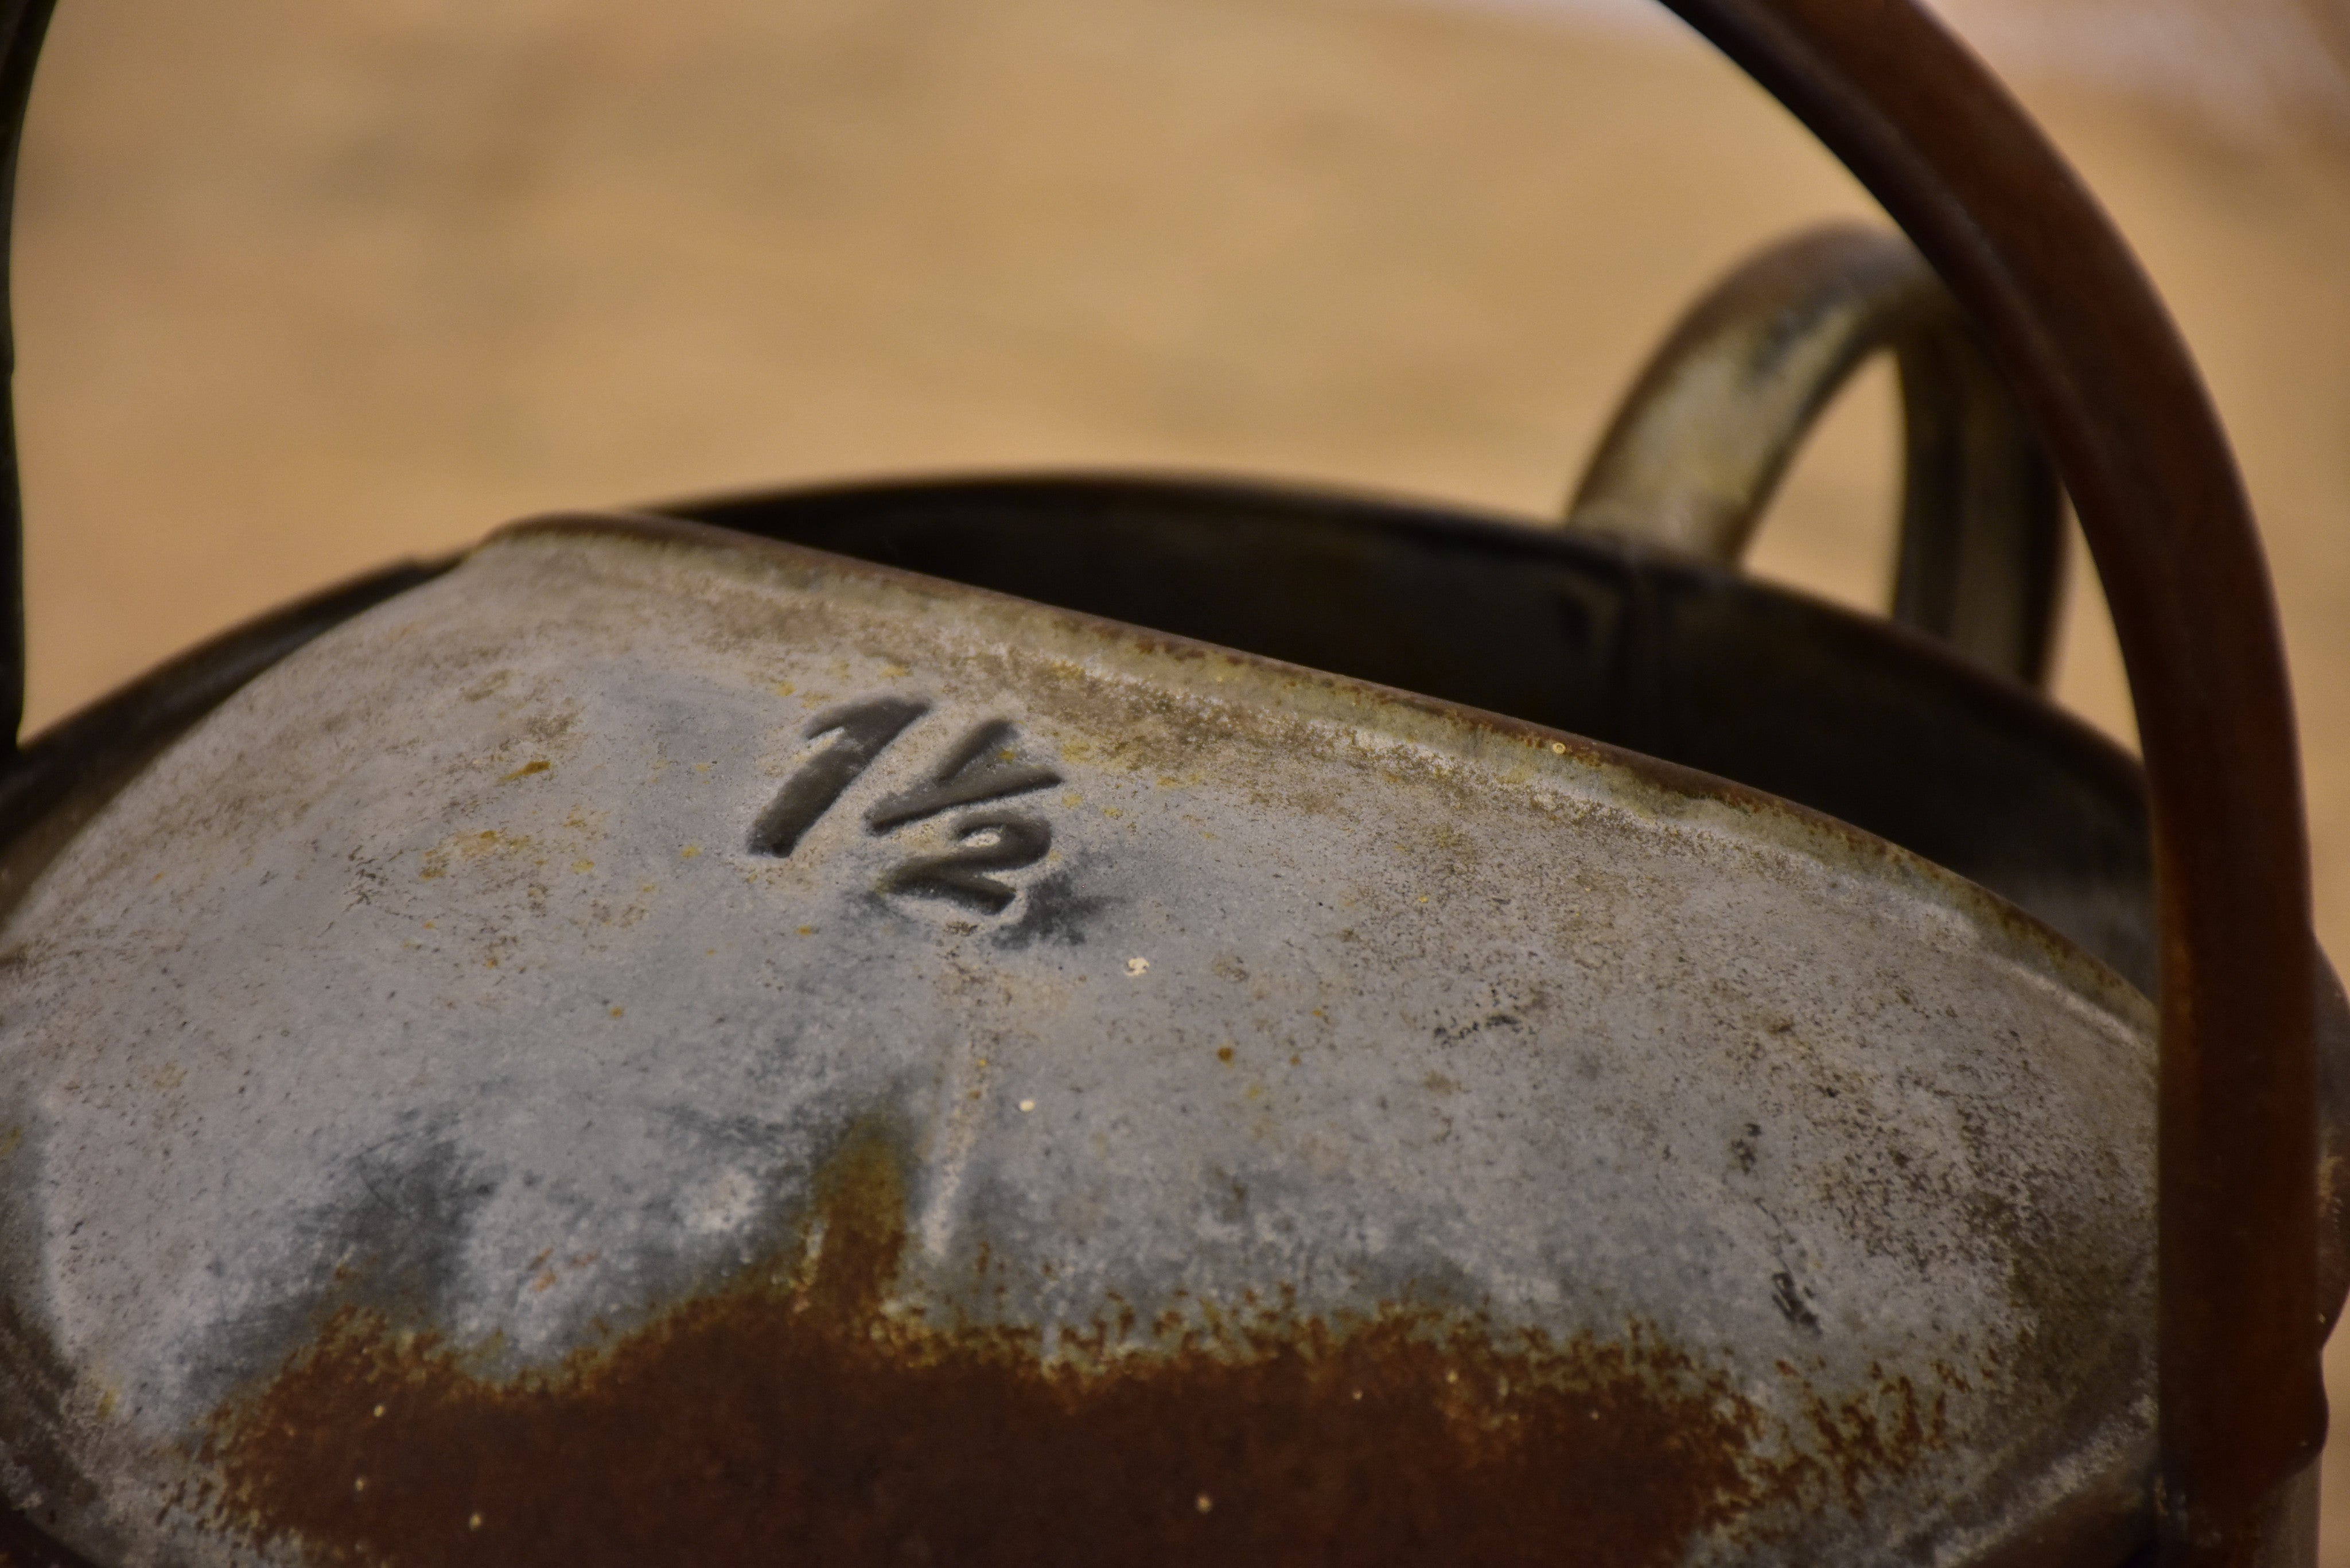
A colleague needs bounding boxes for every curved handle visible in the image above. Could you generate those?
[1566,222,2065,686]
[0,0,46,754]
[1653,7,2316,1562]
[0,1,2315,1562]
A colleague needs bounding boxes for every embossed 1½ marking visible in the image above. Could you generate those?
[748,694,1066,914]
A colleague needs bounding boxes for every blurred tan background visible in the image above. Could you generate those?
[11,0,2350,1552]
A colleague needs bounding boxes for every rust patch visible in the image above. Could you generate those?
[1793,1365,1949,1516]
[205,1130,1830,1568]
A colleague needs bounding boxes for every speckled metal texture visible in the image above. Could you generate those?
[0,516,2157,1567]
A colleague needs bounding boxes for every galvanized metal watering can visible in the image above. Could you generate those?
[0,1,2332,1566]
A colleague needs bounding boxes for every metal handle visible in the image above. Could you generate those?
[1658,6,2317,1564]
[0,1,2315,1564]
[1565,221,2065,686]
[0,0,45,755]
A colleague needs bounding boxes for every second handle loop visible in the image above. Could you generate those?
[1565,223,2065,687]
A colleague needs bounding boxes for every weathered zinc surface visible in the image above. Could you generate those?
[0,517,2154,1567]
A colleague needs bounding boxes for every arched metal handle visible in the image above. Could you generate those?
[0,0,46,753]
[1658,6,2318,1565]
[1565,222,2065,686]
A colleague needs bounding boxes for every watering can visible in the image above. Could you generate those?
[0,1,2331,1565]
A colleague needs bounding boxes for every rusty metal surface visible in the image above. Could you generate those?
[0,517,2162,1565]
[0,0,2308,1561]
[1563,223,2062,685]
